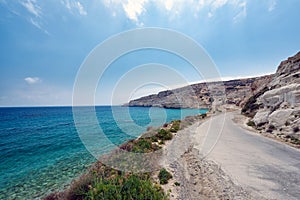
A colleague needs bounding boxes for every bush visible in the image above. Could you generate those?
[174,182,180,186]
[170,120,181,133]
[293,126,299,133]
[151,135,158,142]
[158,168,172,185]
[132,139,158,153]
[87,174,167,200]
[157,129,173,141]
[65,174,93,200]
[247,120,255,127]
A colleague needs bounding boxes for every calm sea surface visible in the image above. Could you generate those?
[0,106,207,199]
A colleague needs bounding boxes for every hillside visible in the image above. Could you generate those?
[127,75,272,109]
[242,52,300,142]
[127,52,300,143]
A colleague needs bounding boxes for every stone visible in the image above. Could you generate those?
[268,109,294,128]
[253,111,270,126]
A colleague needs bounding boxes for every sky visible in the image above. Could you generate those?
[0,0,300,106]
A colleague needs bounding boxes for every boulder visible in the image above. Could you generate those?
[253,111,270,126]
[268,109,294,128]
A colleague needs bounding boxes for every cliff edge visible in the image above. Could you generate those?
[242,52,300,142]
[127,76,272,109]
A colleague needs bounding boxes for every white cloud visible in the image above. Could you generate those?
[164,0,174,11]
[28,18,50,35]
[21,0,41,17]
[29,17,41,29]
[62,0,87,16]
[268,0,276,12]
[19,1,50,35]
[64,0,72,10]
[122,0,148,22]
[75,1,87,15]
[102,0,248,23]
[211,0,229,10]
[233,1,247,23]
[24,77,41,84]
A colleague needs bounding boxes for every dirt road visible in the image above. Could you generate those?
[194,112,300,199]
[161,112,300,199]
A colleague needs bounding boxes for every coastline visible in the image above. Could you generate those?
[45,106,299,199]
[44,111,208,199]
[45,107,300,200]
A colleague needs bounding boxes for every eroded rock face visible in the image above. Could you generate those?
[127,75,272,110]
[244,52,300,140]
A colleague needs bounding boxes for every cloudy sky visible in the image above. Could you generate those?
[0,0,300,106]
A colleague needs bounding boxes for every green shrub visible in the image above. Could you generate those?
[158,140,165,145]
[174,182,180,186]
[132,139,155,153]
[151,135,158,142]
[170,120,181,133]
[247,120,255,127]
[157,129,173,141]
[87,174,167,200]
[170,126,179,133]
[158,168,172,185]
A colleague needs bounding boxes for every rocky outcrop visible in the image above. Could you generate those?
[127,51,300,141]
[243,52,300,141]
[128,75,272,109]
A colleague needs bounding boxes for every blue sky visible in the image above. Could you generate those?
[0,0,299,106]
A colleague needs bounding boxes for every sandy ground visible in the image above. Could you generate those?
[159,112,300,199]
[159,119,256,200]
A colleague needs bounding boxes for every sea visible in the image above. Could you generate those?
[0,106,207,199]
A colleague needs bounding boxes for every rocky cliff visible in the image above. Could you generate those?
[127,75,272,109]
[242,52,300,141]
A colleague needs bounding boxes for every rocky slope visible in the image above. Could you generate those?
[242,52,300,141]
[127,75,272,109]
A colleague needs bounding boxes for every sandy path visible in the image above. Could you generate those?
[160,118,256,199]
[160,112,300,199]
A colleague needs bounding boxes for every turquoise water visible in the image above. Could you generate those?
[0,106,207,199]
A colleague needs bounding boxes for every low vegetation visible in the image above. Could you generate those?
[157,129,173,141]
[45,113,208,200]
[288,134,300,145]
[45,163,167,200]
[86,174,166,200]
[247,120,255,127]
[158,168,173,185]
